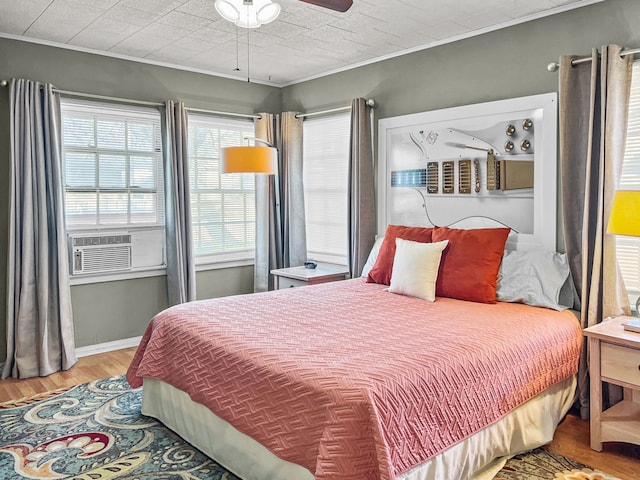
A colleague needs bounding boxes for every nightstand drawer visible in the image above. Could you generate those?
[277,277,308,289]
[601,342,640,387]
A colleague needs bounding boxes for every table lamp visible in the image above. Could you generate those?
[607,189,640,322]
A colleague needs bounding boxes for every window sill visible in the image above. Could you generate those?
[195,258,254,271]
[69,260,255,285]
[70,266,166,286]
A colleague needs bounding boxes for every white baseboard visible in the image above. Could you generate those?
[76,336,142,358]
[0,337,141,373]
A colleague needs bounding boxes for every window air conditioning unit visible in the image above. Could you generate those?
[69,233,132,275]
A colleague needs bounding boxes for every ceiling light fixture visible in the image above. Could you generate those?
[215,0,281,29]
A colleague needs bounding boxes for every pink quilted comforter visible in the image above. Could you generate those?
[127,278,582,480]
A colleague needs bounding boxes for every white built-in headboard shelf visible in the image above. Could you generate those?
[377,93,558,251]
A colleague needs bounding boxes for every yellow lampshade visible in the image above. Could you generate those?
[607,190,640,237]
[221,146,277,174]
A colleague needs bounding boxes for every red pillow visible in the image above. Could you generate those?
[432,226,510,303]
[367,225,433,285]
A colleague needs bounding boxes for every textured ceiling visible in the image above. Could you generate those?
[0,0,602,86]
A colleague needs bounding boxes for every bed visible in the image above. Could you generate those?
[127,269,582,480]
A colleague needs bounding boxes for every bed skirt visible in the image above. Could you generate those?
[142,375,576,480]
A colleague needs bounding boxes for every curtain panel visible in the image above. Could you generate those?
[559,45,632,418]
[254,113,281,292]
[254,112,306,292]
[348,98,376,278]
[163,101,196,306]
[3,79,76,379]
[280,112,306,269]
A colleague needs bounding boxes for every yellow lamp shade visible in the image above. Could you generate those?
[607,190,640,237]
[221,146,277,174]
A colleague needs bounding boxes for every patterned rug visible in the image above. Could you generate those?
[495,449,620,480]
[0,375,620,479]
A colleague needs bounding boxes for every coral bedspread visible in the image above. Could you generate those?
[127,278,582,480]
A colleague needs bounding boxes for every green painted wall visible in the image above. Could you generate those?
[2,0,640,362]
[0,38,278,360]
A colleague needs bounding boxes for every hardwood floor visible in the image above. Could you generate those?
[1,348,639,479]
[0,348,136,402]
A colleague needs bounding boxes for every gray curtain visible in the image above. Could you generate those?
[281,112,306,268]
[559,45,632,418]
[348,98,376,278]
[163,101,196,305]
[3,79,76,379]
[254,112,306,292]
[254,113,280,292]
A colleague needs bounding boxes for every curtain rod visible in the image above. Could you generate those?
[186,107,260,120]
[547,47,640,72]
[0,80,260,120]
[296,98,376,119]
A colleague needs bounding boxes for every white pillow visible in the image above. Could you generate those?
[360,236,384,277]
[387,238,449,302]
[496,250,572,310]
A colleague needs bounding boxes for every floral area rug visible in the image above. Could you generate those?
[0,375,239,479]
[0,375,621,479]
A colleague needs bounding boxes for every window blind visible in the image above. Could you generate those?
[618,60,640,308]
[187,115,255,262]
[61,100,164,229]
[303,112,351,266]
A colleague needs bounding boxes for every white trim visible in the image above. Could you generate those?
[76,336,142,358]
[0,336,142,372]
[69,258,254,284]
[0,32,279,88]
[70,266,166,285]
[2,294,248,374]
[196,258,254,271]
[0,0,602,88]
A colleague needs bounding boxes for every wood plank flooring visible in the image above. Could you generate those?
[1,348,639,479]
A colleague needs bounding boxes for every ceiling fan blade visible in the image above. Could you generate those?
[298,0,353,12]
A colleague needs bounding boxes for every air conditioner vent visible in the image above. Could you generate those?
[72,234,131,247]
[81,246,131,274]
[69,233,132,275]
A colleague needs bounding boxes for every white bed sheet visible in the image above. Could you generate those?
[142,375,576,480]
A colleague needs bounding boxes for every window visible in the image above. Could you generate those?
[62,100,164,229]
[302,112,351,266]
[61,100,166,280]
[188,115,256,265]
[619,60,640,311]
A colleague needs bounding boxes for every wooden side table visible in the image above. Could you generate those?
[584,316,640,451]
[270,266,348,289]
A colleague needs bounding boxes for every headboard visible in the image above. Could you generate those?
[377,93,558,251]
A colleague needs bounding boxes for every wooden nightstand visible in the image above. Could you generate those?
[584,316,640,451]
[270,266,348,289]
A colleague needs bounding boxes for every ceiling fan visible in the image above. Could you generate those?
[298,0,352,12]
[215,0,353,30]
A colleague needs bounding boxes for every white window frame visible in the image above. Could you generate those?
[187,114,256,270]
[61,99,166,284]
[302,112,351,267]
